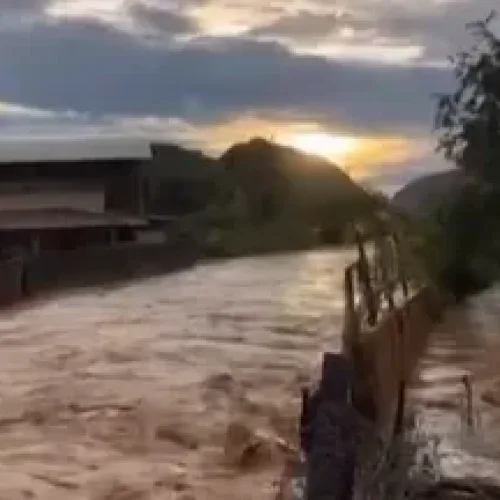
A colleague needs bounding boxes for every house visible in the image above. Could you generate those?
[0,141,151,257]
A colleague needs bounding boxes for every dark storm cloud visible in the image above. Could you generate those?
[0,16,453,133]
[127,1,199,36]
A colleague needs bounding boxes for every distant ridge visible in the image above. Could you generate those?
[392,169,466,217]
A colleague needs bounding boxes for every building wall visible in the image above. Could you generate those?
[135,228,166,244]
[0,159,147,258]
[0,159,146,217]
[105,161,145,216]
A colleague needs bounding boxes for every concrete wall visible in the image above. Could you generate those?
[24,241,200,295]
[105,161,145,216]
[0,241,200,305]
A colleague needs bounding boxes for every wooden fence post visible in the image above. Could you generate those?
[392,232,409,299]
[462,375,475,432]
[342,265,359,358]
[355,229,378,326]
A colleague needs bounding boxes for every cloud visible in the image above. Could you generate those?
[0,0,483,191]
[127,1,199,36]
[250,11,342,42]
[0,101,58,118]
[0,0,50,25]
[186,0,290,35]
[258,0,499,60]
[0,16,453,136]
[1,0,49,12]
[362,152,452,195]
[340,0,499,60]
[186,0,496,64]
[0,100,198,144]
[27,0,500,63]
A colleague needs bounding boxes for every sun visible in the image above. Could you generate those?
[285,132,358,165]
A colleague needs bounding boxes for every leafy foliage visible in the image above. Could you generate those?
[435,12,500,183]
[429,13,500,298]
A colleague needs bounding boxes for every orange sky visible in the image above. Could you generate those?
[202,114,422,177]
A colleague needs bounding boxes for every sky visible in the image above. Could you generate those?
[0,0,498,192]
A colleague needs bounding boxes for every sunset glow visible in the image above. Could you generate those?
[200,114,422,177]
[285,132,358,164]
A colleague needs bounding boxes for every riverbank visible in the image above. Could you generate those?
[201,216,319,259]
[287,281,500,500]
[411,285,500,484]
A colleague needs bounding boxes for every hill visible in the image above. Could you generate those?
[145,143,222,215]
[392,169,466,218]
[145,137,379,254]
[221,138,374,228]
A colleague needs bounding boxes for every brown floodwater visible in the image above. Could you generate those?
[0,249,352,500]
[1,248,499,499]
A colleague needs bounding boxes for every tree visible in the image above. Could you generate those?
[435,11,500,184]
[431,13,500,298]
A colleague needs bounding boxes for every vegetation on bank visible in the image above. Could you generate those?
[145,138,383,257]
[411,14,500,300]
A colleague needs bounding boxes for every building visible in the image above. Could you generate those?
[0,141,150,257]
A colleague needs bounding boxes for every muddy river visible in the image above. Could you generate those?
[0,250,351,500]
[0,249,498,499]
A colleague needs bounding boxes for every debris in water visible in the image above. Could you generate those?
[224,422,274,470]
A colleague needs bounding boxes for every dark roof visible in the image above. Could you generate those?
[0,139,151,164]
[0,157,148,167]
[0,209,148,231]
